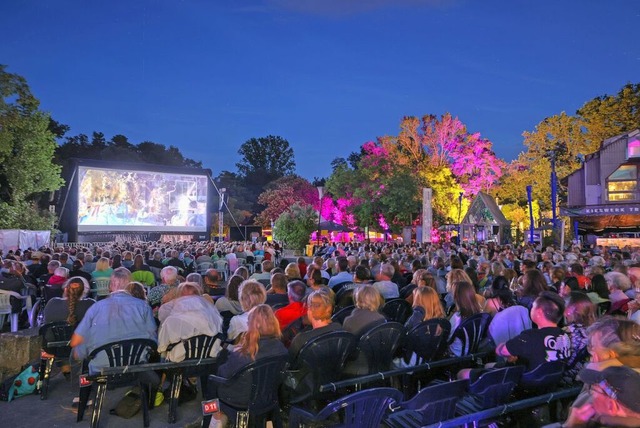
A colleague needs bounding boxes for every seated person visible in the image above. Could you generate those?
[288,289,343,360]
[157,282,223,362]
[265,273,289,308]
[404,286,446,331]
[274,280,307,330]
[147,266,179,308]
[449,281,484,357]
[71,267,158,376]
[227,280,267,343]
[342,285,386,336]
[206,304,288,427]
[215,275,244,315]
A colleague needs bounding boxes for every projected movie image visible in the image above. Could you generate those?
[77,166,208,232]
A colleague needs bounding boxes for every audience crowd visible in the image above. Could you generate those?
[1,238,640,427]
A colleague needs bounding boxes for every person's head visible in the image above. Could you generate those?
[412,286,445,320]
[306,266,323,287]
[446,269,473,294]
[126,281,147,300]
[287,280,307,303]
[110,266,132,292]
[54,266,69,278]
[203,269,219,285]
[354,265,372,282]
[577,366,640,420]
[306,290,334,323]
[570,262,584,276]
[453,281,482,318]
[133,254,145,269]
[177,281,203,297]
[238,279,267,311]
[72,259,84,272]
[47,260,61,273]
[234,266,249,280]
[531,291,565,325]
[353,285,383,312]
[239,304,281,360]
[379,263,394,280]
[418,271,437,290]
[64,276,90,325]
[226,274,244,301]
[160,265,179,286]
[285,263,301,280]
[551,266,566,283]
[605,271,632,292]
[521,269,548,297]
[565,292,596,327]
[261,259,274,273]
[95,257,110,272]
[336,256,349,273]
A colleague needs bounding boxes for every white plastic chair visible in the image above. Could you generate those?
[0,290,33,332]
[92,278,111,299]
[214,260,229,281]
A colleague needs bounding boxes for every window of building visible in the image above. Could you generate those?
[607,164,637,201]
[629,139,640,159]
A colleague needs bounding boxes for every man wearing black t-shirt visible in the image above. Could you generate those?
[495,291,571,370]
[459,291,571,380]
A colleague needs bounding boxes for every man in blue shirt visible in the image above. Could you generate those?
[71,267,157,374]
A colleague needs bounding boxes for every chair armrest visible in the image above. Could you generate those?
[207,374,230,386]
[289,406,320,426]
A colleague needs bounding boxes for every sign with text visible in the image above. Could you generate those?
[561,204,640,217]
[201,398,220,415]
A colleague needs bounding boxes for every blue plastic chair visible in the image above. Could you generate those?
[289,387,403,428]
[385,379,469,428]
[456,365,525,414]
[449,312,492,356]
[382,299,413,324]
[343,322,405,380]
[516,360,565,395]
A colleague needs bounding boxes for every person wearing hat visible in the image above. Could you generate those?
[564,366,640,427]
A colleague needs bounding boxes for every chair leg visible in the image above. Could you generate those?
[90,381,106,428]
[168,372,182,424]
[10,313,18,332]
[39,357,54,400]
[77,380,93,422]
[236,410,249,428]
[140,382,150,428]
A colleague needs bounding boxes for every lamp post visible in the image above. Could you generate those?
[457,192,463,244]
[270,218,274,242]
[316,186,324,248]
[218,187,226,242]
[526,185,534,245]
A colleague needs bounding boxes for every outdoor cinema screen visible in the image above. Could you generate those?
[77,166,209,232]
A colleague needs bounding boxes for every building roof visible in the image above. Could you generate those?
[461,192,510,226]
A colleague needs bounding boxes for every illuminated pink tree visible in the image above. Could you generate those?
[446,133,506,195]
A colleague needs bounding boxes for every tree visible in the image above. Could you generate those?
[273,203,317,253]
[578,83,640,148]
[256,176,317,227]
[0,65,64,229]
[236,135,295,191]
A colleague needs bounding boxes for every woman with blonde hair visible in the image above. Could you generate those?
[285,263,302,282]
[445,269,485,310]
[343,285,386,336]
[288,290,342,357]
[405,286,446,330]
[207,305,288,427]
[91,257,113,281]
[227,280,267,342]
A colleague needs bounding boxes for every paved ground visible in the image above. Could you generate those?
[0,366,203,428]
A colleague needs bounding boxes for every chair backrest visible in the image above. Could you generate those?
[197,262,214,275]
[310,387,403,428]
[331,281,355,294]
[214,260,228,274]
[519,360,565,392]
[335,287,355,309]
[93,278,111,297]
[0,293,12,313]
[450,312,492,356]
[130,270,156,287]
[43,286,64,302]
[400,379,468,425]
[89,338,157,368]
[469,365,525,408]
[293,331,356,399]
[404,318,452,364]
[331,305,355,324]
[257,279,271,289]
[219,311,236,338]
[222,355,289,414]
[182,334,219,360]
[382,299,413,324]
[39,321,75,357]
[357,322,405,373]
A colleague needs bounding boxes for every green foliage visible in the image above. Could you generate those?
[273,203,317,253]
[0,65,64,229]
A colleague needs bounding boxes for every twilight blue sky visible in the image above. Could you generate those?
[2,0,639,180]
